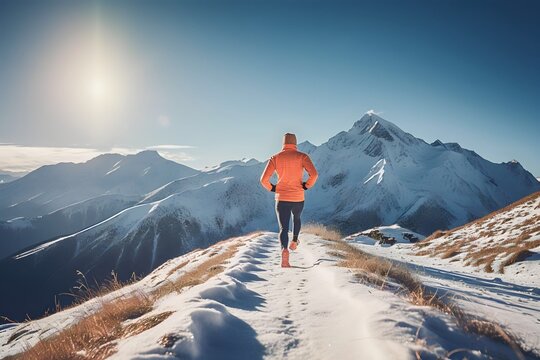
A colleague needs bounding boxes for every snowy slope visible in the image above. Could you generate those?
[0,162,276,323]
[0,151,199,221]
[0,170,25,184]
[1,233,536,359]
[414,191,540,278]
[0,194,139,260]
[342,193,540,355]
[0,174,16,184]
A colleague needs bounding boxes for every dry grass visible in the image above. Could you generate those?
[431,191,539,240]
[123,311,173,337]
[500,249,535,270]
[153,242,240,298]
[302,223,343,241]
[465,236,540,274]
[313,223,529,359]
[17,291,153,360]
[159,333,185,348]
[3,271,143,340]
[425,229,447,241]
[329,239,422,295]
[416,199,540,273]
[167,260,189,276]
[15,237,243,360]
[53,271,142,316]
[422,234,539,274]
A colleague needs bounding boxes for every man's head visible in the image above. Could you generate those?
[283,133,297,145]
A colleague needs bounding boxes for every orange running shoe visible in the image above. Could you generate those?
[281,249,291,267]
[289,240,298,251]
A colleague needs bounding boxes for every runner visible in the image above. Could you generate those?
[260,133,318,267]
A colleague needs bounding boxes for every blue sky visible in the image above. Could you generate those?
[0,0,539,175]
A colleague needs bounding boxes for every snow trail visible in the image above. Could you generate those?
[222,233,405,360]
[111,233,409,359]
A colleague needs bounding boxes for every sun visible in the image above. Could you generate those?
[88,76,109,101]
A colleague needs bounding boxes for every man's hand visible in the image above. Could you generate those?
[302,182,308,190]
[271,184,276,192]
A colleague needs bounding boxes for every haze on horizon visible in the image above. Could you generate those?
[0,0,539,175]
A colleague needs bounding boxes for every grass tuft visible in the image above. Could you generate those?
[302,223,343,241]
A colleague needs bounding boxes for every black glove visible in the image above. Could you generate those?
[302,182,308,190]
[271,184,276,192]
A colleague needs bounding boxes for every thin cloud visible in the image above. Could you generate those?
[146,144,195,150]
[0,145,104,172]
[157,151,195,163]
[0,144,195,173]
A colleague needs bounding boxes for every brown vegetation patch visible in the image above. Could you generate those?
[123,311,173,337]
[152,244,238,298]
[426,229,447,240]
[422,191,540,243]
[415,210,540,273]
[500,249,535,270]
[302,223,343,241]
[465,237,540,274]
[159,333,186,348]
[167,260,189,276]
[440,249,461,259]
[415,241,432,249]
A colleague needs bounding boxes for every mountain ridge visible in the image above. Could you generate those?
[0,150,199,220]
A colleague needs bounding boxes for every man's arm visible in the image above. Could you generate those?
[302,154,318,189]
[260,157,276,192]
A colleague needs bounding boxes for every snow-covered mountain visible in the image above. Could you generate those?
[140,113,539,237]
[0,162,276,322]
[0,174,17,184]
[0,194,139,260]
[301,112,540,234]
[1,112,539,323]
[0,151,199,221]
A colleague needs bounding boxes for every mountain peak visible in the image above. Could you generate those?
[298,140,317,153]
[134,150,163,159]
[352,111,402,133]
[352,111,383,129]
[350,111,419,145]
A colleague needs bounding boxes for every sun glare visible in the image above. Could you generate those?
[89,77,108,99]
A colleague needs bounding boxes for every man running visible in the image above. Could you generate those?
[260,133,318,267]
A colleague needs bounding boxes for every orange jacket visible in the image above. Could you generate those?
[260,144,318,202]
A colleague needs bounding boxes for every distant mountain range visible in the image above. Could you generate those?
[1,112,539,322]
[0,170,26,184]
[0,150,198,221]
